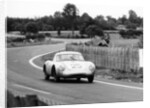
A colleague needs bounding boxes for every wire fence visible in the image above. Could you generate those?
[66,44,140,72]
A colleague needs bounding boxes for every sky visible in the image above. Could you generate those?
[6,0,143,19]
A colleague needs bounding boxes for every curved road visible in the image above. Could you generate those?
[7,39,143,105]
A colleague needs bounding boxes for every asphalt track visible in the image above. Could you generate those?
[7,39,143,105]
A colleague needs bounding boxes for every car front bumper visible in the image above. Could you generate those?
[57,70,95,78]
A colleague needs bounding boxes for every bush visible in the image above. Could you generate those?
[13,37,25,42]
[25,22,38,34]
[57,29,61,36]
[126,23,137,30]
[37,34,46,41]
[7,37,25,43]
[26,33,46,41]
[85,25,104,38]
[44,33,51,37]
[67,34,71,38]
[120,30,143,39]
[7,37,13,43]
[74,34,80,38]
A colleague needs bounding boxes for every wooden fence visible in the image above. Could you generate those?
[66,44,140,72]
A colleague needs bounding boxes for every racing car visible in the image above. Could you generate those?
[43,51,95,83]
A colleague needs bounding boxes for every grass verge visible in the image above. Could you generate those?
[95,67,143,83]
[7,40,62,48]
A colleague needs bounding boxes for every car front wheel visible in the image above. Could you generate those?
[88,75,94,83]
[54,76,60,82]
[76,78,81,82]
[52,66,60,82]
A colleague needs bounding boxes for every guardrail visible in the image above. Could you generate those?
[66,44,141,72]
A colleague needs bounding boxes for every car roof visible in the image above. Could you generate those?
[55,51,82,56]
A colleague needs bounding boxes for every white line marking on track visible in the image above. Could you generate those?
[29,48,143,90]
[94,80,143,90]
[13,83,51,95]
[29,48,65,70]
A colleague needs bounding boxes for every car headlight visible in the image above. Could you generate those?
[89,65,95,72]
[58,64,65,72]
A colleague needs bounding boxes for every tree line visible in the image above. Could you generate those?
[7,3,143,37]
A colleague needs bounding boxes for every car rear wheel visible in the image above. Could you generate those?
[43,64,46,73]
[88,75,94,83]
[43,65,50,80]
[45,75,50,80]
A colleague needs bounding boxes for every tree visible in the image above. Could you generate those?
[53,11,63,36]
[42,24,54,31]
[126,22,137,29]
[54,11,62,18]
[25,22,38,34]
[62,3,79,36]
[106,16,117,30]
[128,10,143,28]
[117,10,143,30]
[95,15,105,22]
[14,23,26,34]
[7,17,14,32]
[79,13,95,35]
[129,10,138,23]
[80,13,92,23]
[94,15,109,30]
[118,15,128,24]
[85,25,104,38]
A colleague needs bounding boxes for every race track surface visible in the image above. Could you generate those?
[7,39,143,105]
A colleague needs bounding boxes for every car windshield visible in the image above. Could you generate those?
[56,54,84,61]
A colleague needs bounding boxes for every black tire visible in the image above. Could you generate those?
[43,64,46,73]
[76,78,81,82]
[45,75,50,80]
[52,66,60,82]
[54,77,60,82]
[88,75,94,83]
[43,65,50,80]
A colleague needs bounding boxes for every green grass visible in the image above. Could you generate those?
[85,33,140,48]
[39,30,80,37]
[108,33,140,48]
[7,32,64,48]
[95,67,143,83]
[7,31,88,39]
[7,40,62,48]
[110,39,139,48]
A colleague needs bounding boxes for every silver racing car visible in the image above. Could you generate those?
[43,51,96,83]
